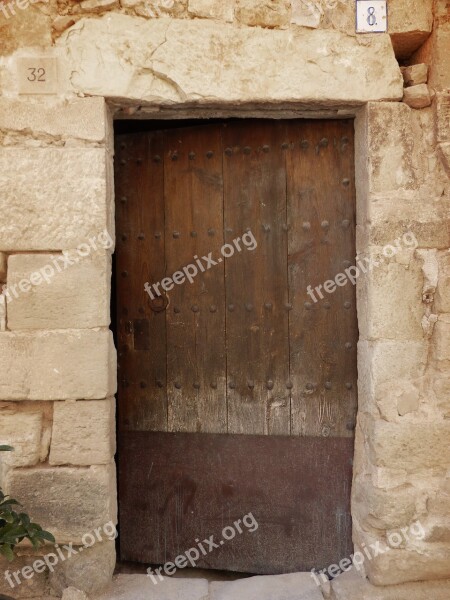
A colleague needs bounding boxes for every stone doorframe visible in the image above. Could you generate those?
[108,101,450,588]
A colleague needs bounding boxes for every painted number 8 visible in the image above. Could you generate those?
[367,6,377,26]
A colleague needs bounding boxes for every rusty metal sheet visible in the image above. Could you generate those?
[118,431,353,574]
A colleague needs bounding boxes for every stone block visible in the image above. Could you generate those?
[0,148,110,251]
[188,0,234,22]
[360,192,450,250]
[0,329,116,400]
[80,0,119,11]
[5,464,117,543]
[356,246,423,341]
[427,478,450,517]
[364,544,450,586]
[373,379,421,422]
[134,0,187,18]
[0,408,42,467]
[93,574,209,600]
[56,15,403,105]
[403,84,431,109]
[389,0,433,59]
[6,252,111,330]
[331,566,450,599]
[369,466,409,491]
[434,374,450,417]
[210,572,324,599]
[50,399,115,466]
[62,588,88,600]
[438,142,450,177]
[434,94,450,175]
[0,6,51,57]
[0,294,5,332]
[402,64,428,86]
[235,0,290,28]
[367,419,450,472]
[53,16,77,33]
[412,21,450,91]
[366,103,417,193]
[396,387,420,416]
[436,93,450,144]
[356,105,450,249]
[50,540,116,595]
[323,0,354,34]
[357,340,427,414]
[424,525,450,543]
[0,252,6,281]
[290,0,322,28]
[416,248,438,302]
[352,479,418,530]
[0,551,50,598]
[432,315,450,363]
[0,97,107,142]
[434,251,450,313]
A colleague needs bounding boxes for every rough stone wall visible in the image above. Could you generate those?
[0,0,434,61]
[411,0,450,91]
[0,0,448,597]
[0,98,117,598]
[353,99,450,586]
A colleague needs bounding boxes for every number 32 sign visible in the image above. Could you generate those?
[17,57,58,95]
[356,0,388,33]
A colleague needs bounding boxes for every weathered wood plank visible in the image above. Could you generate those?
[164,125,227,434]
[286,120,358,437]
[115,132,167,432]
[223,121,290,435]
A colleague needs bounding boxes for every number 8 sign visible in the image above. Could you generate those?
[356,0,388,33]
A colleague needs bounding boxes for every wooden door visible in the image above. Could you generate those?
[115,120,357,574]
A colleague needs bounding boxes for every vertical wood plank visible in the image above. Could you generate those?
[223,121,290,435]
[164,125,227,434]
[115,132,167,432]
[286,120,358,437]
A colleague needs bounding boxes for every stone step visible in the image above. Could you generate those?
[91,572,325,600]
[92,574,209,600]
[330,567,450,600]
[209,573,325,599]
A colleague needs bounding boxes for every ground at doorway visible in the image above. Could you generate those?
[329,566,450,599]
[90,572,325,600]
[85,568,450,600]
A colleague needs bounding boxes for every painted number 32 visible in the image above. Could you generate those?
[367,6,377,26]
[27,67,46,82]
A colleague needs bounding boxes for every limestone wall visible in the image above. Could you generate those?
[353,99,450,586]
[0,0,448,598]
[0,98,118,598]
[0,0,435,61]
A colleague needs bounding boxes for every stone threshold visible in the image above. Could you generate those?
[81,568,450,600]
[89,572,325,600]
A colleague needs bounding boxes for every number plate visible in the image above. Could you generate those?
[17,57,58,94]
[356,0,388,33]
